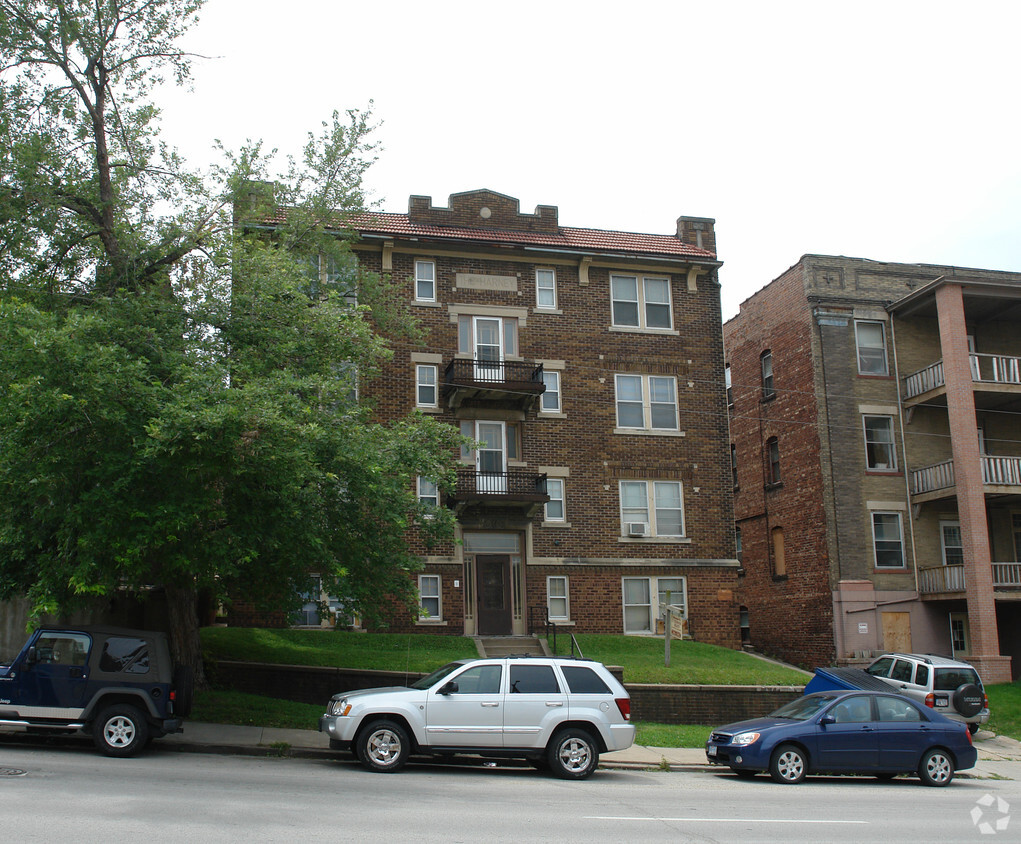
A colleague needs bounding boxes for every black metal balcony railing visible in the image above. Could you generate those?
[451,468,549,499]
[444,359,545,395]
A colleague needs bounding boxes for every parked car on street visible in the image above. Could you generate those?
[0,626,191,756]
[705,690,976,786]
[319,656,634,778]
[864,653,989,733]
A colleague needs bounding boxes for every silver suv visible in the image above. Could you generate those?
[319,656,635,778]
[865,653,988,733]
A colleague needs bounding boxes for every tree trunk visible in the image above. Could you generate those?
[165,584,208,689]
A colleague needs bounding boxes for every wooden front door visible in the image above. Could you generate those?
[476,554,512,635]
[882,611,912,654]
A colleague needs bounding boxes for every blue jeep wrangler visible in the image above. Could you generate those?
[0,626,192,756]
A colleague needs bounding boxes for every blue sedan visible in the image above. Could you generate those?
[705,690,977,786]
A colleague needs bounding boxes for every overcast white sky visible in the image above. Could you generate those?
[161,0,1021,319]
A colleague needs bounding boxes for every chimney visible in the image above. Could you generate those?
[676,216,717,255]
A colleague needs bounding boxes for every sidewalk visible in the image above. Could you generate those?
[163,722,1021,777]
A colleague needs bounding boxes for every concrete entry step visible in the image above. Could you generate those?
[477,636,546,657]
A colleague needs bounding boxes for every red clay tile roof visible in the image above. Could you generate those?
[256,208,717,261]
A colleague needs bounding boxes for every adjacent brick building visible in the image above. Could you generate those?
[725,255,1019,682]
[281,189,741,646]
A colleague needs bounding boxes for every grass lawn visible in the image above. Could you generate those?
[986,682,1021,741]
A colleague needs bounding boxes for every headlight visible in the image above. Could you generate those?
[731,732,760,746]
[329,698,352,717]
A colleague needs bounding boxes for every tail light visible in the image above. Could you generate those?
[615,698,631,721]
[965,726,973,745]
[984,694,989,709]
[924,693,935,709]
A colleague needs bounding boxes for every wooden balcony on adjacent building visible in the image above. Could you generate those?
[909,455,1021,502]
[918,562,1021,597]
[446,468,550,516]
[903,352,1021,407]
[443,359,546,410]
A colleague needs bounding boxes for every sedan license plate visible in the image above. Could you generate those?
[707,745,717,757]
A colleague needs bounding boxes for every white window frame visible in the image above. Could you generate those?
[416,364,438,408]
[541,370,562,413]
[855,320,889,376]
[545,478,565,522]
[415,259,436,302]
[610,274,673,330]
[941,520,964,566]
[619,480,685,538]
[547,575,569,620]
[614,374,678,431]
[417,477,439,508]
[622,575,688,634]
[871,511,906,569]
[418,574,441,620]
[863,414,897,471]
[535,268,557,309]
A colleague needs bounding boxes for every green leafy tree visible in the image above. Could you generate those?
[0,0,463,683]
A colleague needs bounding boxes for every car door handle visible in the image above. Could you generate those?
[481,702,499,707]
[546,701,564,707]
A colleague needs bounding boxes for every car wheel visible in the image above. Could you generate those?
[93,704,149,757]
[918,748,954,787]
[172,665,194,718]
[769,744,807,784]
[358,720,411,773]
[952,683,984,719]
[547,728,599,780]
[968,723,980,736]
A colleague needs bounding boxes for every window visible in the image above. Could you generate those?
[417,477,439,507]
[619,480,684,537]
[760,351,774,399]
[34,632,90,667]
[872,512,905,568]
[450,664,502,694]
[767,437,781,485]
[536,268,557,309]
[415,260,435,302]
[541,370,561,412]
[877,696,922,723]
[829,696,872,723]
[610,275,672,329]
[545,478,565,522]
[561,665,611,694]
[735,526,743,561]
[509,664,559,693]
[547,576,569,620]
[622,576,688,634]
[772,527,786,577]
[731,444,738,488]
[99,637,149,674]
[855,320,888,375]
[941,521,964,565]
[1014,513,1021,560]
[863,415,896,470]
[725,364,733,406]
[419,574,441,620]
[416,364,438,408]
[457,315,518,359]
[614,374,678,431]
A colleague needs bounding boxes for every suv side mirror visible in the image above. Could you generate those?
[438,681,458,695]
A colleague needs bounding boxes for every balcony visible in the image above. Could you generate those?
[918,562,1021,595]
[903,352,1021,405]
[909,455,1021,501]
[443,359,545,410]
[446,468,550,516]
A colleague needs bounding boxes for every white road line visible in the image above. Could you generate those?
[585,817,868,824]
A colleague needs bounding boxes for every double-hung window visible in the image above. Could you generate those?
[416,364,438,408]
[547,576,569,620]
[545,478,565,522]
[855,320,888,375]
[541,370,562,412]
[536,268,557,309]
[615,374,678,431]
[415,260,436,302]
[767,437,781,485]
[863,415,896,470]
[761,351,774,399]
[622,575,688,634]
[941,521,964,566]
[417,477,439,507]
[610,275,672,329]
[872,512,905,568]
[418,575,441,620]
[620,480,684,537]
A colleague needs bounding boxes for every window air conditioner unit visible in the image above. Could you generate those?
[627,522,649,537]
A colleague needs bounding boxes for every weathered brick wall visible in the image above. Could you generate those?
[213,660,801,724]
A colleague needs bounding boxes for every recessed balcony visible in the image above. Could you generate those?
[443,359,545,410]
[909,455,1021,503]
[918,562,1021,596]
[446,468,549,516]
[903,352,1021,408]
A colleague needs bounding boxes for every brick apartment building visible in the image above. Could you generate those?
[725,255,1019,682]
[276,189,741,646]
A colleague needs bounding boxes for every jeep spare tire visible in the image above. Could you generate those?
[952,683,984,718]
[172,665,195,718]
